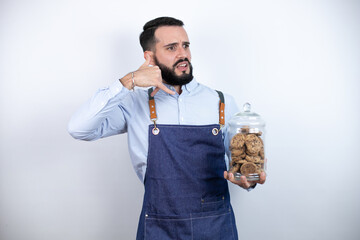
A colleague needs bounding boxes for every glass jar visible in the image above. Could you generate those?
[226,103,266,181]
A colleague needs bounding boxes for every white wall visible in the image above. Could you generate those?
[1,0,359,239]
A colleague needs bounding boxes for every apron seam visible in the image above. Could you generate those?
[149,124,220,129]
[144,215,147,240]
[146,211,231,221]
[190,214,194,240]
[230,207,236,240]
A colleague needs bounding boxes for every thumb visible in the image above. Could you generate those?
[140,53,152,68]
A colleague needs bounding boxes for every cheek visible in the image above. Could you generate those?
[187,51,192,61]
[158,53,175,65]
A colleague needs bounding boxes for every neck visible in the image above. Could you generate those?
[173,85,182,95]
[163,80,183,95]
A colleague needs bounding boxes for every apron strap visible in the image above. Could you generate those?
[148,88,157,121]
[216,90,225,127]
[147,88,226,126]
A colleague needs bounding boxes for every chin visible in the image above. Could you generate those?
[178,70,190,75]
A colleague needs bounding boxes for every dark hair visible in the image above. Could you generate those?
[139,17,184,52]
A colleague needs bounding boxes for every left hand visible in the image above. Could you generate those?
[224,171,266,190]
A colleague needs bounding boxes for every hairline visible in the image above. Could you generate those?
[151,26,187,52]
[140,17,185,52]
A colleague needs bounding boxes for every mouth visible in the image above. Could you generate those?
[176,61,189,72]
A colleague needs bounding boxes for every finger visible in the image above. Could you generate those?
[225,172,252,189]
[223,171,228,180]
[157,83,176,95]
[228,172,234,182]
[240,176,250,189]
[150,87,160,97]
[258,171,266,184]
[225,171,239,184]
[224,171,234,182]
[145,53,151,65]
[150,84,175,97]
[140,54,152,68]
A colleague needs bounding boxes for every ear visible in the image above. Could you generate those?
[144,51,155,65]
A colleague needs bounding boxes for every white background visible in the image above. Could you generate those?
[1,0,359,239]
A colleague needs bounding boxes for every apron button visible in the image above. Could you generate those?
[212,128,219,135]
[152,128,160,135]
[145,214,148,218]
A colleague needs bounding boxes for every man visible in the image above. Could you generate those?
[68,17,265,239]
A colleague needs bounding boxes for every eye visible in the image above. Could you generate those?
[167,46,176,51]
[183,44,189,49]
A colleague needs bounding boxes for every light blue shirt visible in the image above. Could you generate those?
[68,78,239,182]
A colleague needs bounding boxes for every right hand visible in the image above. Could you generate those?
[224,170,266,190]
[122,54,175,96]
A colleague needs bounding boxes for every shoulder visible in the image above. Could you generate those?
[223,93,237,108]
[195,82,225,99]
[197,83,237,108]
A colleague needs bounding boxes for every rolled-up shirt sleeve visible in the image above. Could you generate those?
[68,80,132,141]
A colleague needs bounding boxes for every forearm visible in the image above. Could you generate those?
[120,72,134,90]
[68,80,131,141]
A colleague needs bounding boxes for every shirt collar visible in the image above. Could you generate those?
[182,78,198,93]
[159,78,199,95]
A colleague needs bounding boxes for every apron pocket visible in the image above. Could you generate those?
[145,214,192,240]
[201,195,225,212]
[191,208,236,240]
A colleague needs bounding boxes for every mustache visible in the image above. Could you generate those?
[173,58,191,68]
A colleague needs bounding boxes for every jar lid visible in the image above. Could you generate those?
[228,103,266,130]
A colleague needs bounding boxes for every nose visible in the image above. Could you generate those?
[176,46,189,59]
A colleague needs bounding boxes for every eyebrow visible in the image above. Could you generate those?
[163,41,190,48]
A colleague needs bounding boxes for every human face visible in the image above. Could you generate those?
[151,26,193,85]
[153,55,193,86]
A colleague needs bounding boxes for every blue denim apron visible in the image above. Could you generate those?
[136,89,238,240]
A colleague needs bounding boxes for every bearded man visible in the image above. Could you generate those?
[68,16,265,239]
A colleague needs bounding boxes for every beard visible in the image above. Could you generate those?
[153,56,194,86]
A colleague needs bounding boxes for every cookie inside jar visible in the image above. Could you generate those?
[227,103,266,181]
[229,127,265,180]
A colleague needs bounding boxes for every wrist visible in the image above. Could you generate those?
[247,182,257,190]
[119,72,135,90]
